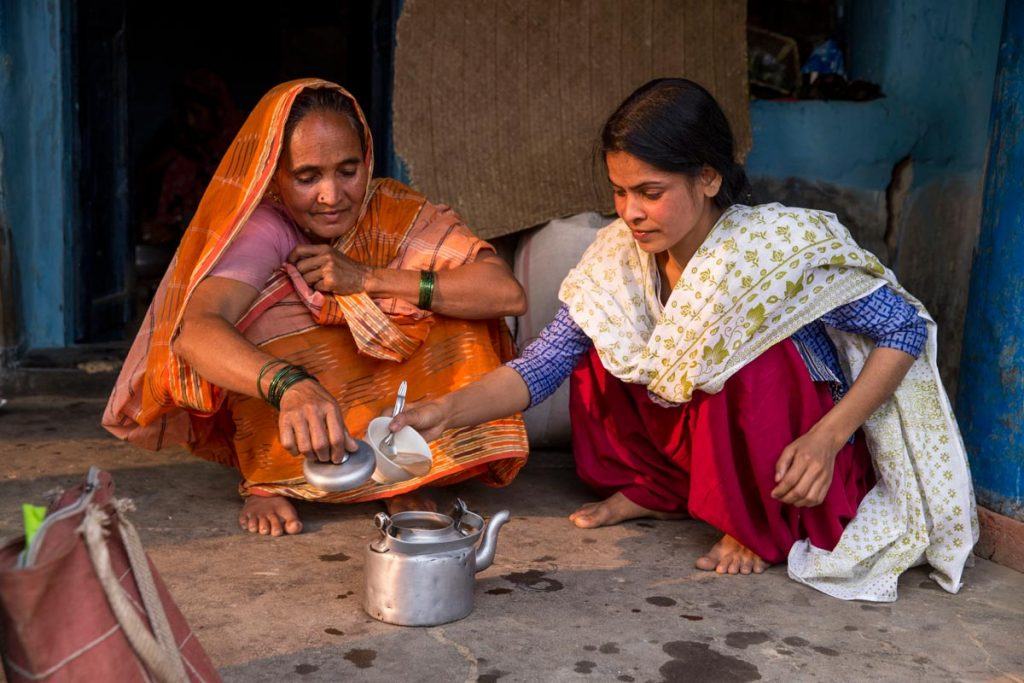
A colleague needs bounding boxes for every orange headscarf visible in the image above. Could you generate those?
[106,80,380,444]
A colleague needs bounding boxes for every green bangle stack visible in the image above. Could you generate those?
[257,359,287,402]
[418,270,436,310]
[261,363,315,409]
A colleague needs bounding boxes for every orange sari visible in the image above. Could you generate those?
[103,79,527,501]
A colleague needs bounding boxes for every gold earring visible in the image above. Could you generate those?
[265,187,281,203]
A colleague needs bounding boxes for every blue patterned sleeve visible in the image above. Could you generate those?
[819,286,928,357]
[506,305,593,407]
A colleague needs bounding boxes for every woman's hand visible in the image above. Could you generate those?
[771,348,917,508]
[770,427,844,507]
[289,244,369,295]
[387,398,451,442]
[278,379,358,462]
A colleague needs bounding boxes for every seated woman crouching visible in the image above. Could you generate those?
[104,81,529,535]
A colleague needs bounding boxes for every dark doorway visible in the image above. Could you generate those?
[74,0,396,343]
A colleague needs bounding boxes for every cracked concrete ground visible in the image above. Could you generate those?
[2,395,1023,682]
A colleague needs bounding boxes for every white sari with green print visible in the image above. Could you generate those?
[559,202,978,601]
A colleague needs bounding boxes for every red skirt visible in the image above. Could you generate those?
[569,340,875,563]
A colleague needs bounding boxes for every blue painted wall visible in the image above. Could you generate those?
[958,0,1024,521]
[747,98,919,190]
[0,0,75,349]
[746,0,1006,404]
[746,0,1005,191]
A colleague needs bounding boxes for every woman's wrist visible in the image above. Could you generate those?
[435,393,458,431]
[362,267,385,297]
[264,364,316,409]
[361,268,432,305]
[808,416,853,454]
[279,376,318,404]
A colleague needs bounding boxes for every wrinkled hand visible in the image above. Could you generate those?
[289,244,369,295]
[770,428,843,507]
[278,379,358,463]
[386,399,449,442]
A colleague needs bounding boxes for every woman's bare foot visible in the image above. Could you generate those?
[569,491,686,529]
[695,534,768,574]
[384,490,438,515]
[239,495,303,536]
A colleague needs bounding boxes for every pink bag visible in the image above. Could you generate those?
[0,468,220,682]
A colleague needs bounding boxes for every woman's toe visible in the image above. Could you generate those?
[695,555,716,571]
[268,513,283,537]
[570,504,600,527]
[572,512,596,529]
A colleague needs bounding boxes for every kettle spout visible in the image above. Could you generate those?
[474,510,510,572]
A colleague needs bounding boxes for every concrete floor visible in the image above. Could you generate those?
[2,395,1023,682]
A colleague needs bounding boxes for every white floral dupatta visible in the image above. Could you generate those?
[559,203,978,601]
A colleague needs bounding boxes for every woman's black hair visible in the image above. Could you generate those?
[283,87,367,155]
[600,78,750,208]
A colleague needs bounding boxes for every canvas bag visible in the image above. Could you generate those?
[0,467,219,682]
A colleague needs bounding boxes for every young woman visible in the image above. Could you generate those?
[105,80,529,536]
[391,79,977,600]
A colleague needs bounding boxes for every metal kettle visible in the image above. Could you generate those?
[363,500,510,626]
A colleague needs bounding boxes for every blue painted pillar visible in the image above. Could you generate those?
[0,0,75,349]
[958,0,1024,521]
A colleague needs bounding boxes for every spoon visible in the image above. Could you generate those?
[378,380,407,458]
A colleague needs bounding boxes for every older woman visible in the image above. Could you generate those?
[391,79,977,601]
[104,80,528,535]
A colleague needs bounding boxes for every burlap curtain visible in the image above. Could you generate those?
[394,0,749,239]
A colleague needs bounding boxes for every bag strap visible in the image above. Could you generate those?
[115,500,190,679]
[79,504,190,683]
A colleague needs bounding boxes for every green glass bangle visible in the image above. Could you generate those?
[272,368,305,407]
[418,270,436,310]
[257,359,287,403]
[267,364,315,409]
[275,370,314,405]
[268,365,301,408]
[266,366,290,408]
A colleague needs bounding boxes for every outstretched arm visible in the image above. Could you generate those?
[389,366,531,441]
[390,305,593,439]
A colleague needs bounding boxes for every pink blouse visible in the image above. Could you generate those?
[208,202,310,290]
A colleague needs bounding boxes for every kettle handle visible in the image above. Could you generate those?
[451,498,469,531]
[374,512,392,538]
[474,510,510,573]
